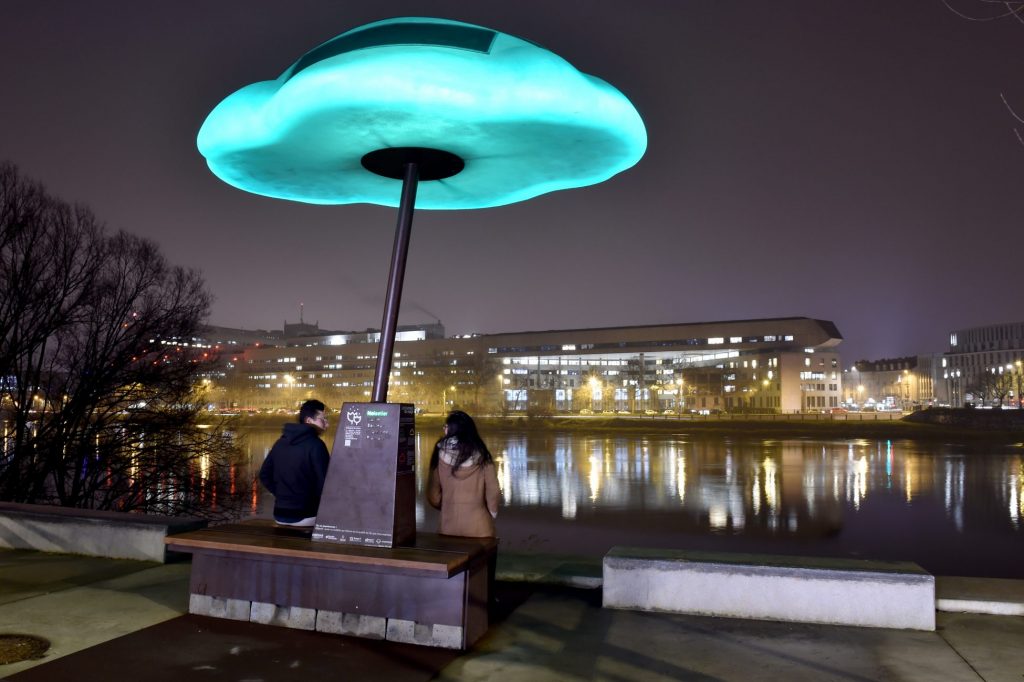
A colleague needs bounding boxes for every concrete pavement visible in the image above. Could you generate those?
[1,548,1023,681]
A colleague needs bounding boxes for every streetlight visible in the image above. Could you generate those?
[441,384,456,412]
[1011,358,1019,405]
[496,374,505,414]
[283,374,296,408]
[677,377,685,418]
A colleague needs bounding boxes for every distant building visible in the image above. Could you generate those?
[216,317,844,414]
[942,321,1024,407]
[203,325,282,348]
[844,356,938,409]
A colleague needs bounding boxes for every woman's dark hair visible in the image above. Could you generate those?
[429,410,494,471]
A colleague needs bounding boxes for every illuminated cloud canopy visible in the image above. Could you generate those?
[197,17,647,209]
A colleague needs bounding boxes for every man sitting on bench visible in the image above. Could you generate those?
[259,399,331,527]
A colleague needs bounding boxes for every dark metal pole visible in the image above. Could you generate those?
[371,162,418,403]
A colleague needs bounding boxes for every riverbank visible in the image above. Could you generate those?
[464,414,1024,443]
[225,409,1024,444]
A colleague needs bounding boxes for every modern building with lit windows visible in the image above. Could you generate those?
[216,317,844,414]
[941,321,1024,408]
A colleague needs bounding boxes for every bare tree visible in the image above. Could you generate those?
[967,368,1015,407]
[0,162,246,518]
[943,0,1024,145]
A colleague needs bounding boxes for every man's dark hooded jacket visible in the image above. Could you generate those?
[259,422,330,519]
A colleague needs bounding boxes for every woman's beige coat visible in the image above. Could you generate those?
[427,442,500,538]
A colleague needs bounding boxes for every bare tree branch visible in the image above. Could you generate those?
[942,0,1024,21]
[1,161,247,519]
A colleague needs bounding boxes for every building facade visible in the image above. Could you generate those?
[843,355,938,410]
[942,321,1024,408]
[213,317,844,415]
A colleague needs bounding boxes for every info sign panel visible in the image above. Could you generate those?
[313,402,416,547]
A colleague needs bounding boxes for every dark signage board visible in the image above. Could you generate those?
[313,402,416,547]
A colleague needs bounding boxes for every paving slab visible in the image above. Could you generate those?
[3,548,1024,682]
[0,549,154,606]
[0,555,189,677]
[936,611,1024,682]
[497,552,602,588]
[4,614,459,682]
[440,586,986,682]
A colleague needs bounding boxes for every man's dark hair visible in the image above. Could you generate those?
[298,399,326,423]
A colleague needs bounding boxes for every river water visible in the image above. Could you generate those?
[237,425,1024,578]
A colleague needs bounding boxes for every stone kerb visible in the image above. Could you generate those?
[187,596,464,649]
[0,502,206,563]
[603,546,936,631]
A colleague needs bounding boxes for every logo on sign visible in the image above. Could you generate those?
[346,409,362,425]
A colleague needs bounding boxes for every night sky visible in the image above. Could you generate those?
[1,1,1021,363]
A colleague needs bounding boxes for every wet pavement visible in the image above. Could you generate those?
[1,548,1023,681]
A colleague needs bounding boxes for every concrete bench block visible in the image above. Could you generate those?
[936,576,1024,616]
[386,618,463,649]
[250,602,316,630]
[0,502,206,562]
[189,594,251,621]
[603,547,935,631]
[316,610,386,638]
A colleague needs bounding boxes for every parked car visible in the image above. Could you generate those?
[644,409,658,415]
[579,408,594,415]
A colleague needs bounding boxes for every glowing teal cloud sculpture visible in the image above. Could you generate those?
[197,17,647,209]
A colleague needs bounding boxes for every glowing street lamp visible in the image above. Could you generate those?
[677,377,685,418]
[1016,360,1023,409]
[442,384,457,412]
[198,17,647,404]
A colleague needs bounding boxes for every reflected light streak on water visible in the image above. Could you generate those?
[237,427,1024,578]
[1011,466,1022,528]
[762,456,777,517]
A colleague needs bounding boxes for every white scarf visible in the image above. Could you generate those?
[439,437,481,468]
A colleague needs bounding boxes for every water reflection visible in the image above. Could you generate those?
[238,426,1024,577]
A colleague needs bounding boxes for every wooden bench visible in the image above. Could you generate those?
[603,546,935,631]
[165,519,495,649]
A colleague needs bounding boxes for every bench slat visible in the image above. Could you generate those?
[202,520,496,556]
[167,532,459,576]
[166,523,494,578]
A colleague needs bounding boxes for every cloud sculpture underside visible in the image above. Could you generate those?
[197,17,647,209]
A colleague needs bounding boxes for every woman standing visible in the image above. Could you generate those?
[427,411,500,537]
